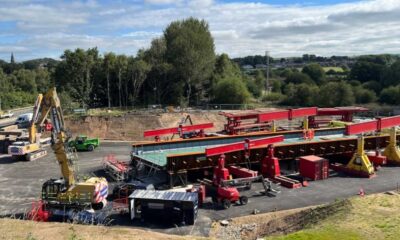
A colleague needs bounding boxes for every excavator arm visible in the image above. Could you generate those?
[32,88,75,187]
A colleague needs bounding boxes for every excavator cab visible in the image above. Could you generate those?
[41,179,66,202]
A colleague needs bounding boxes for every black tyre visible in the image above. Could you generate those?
[240,196,248,205]
[222,199,231,209]
[87,145,95,151]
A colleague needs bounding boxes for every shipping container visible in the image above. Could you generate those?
[299,155,329,180]
[129,190,198,225]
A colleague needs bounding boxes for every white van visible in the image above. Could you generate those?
[15,113,33,125]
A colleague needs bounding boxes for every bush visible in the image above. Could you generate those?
[286,72,314,85]
[262,92,285,102]
[379,86,400,105]
[318,81,355,107]
[282,83,319,106]
[246,77,262,98]
[0,91,36,109]
[302,63,326,85]
[213,77,251,104]
[353,86,377,104]
[362,80,382,94]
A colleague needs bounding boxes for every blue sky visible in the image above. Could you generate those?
[0,0,399,61]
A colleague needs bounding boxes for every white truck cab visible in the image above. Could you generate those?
[15,113,33,125]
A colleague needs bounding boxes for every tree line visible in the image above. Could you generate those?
[1,18,400,110]
[264,54,400,107]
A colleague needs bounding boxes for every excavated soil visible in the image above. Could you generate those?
[65,111,227,141]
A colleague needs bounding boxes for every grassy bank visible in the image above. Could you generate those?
[267,192,400,240]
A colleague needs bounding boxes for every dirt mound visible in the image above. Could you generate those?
[0,219,207,240]
[65,111,226,141]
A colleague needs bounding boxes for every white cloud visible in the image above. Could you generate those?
[144,0,179,4]
[1,0,400,60]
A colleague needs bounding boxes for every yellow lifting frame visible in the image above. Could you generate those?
[346,135,375,176]
[383,127,400,164]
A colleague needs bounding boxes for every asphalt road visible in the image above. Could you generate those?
[0,141,400,237]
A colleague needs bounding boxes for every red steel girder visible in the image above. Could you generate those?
[289,107,317,120]
[345,115,400,135]
[345,120,378,135]
[378,115,400,130]
[257,110,289,123]
[317,107,368,116]
[144,123,214,137]
[205,135,284,157]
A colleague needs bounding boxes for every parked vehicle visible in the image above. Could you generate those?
[0,110,14,119]
[15,113,33,128]
[69,135,99,151]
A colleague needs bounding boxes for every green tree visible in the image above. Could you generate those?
[127,59,151,105]
[14,69,37,93]
[318,81,355,107]
[271,79,282,93]
[35,68,51,93]
[383,60,400,87]
[55,48,100,107]
[213,77,250,104]
[115,55,128,107]
[362,81,382,94]
[353,86,377,104]
[103,52,116,108]
[379,86,400,105]
[164,17,215,106]
[254,70,265,90]
[286,72,314,85]
[282,83,319,106]
[350,60,386,83]
[302,63,326,85]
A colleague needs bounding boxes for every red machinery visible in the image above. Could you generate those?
[309,107,368,128]
[103,154,132,182]
[144,123,214,141]
[206,135,303,188]
[331,115,400,177]
[220,107,317,135]
[202,135,300,209]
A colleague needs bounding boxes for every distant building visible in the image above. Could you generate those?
[255,64,267,69]
[241,64,254,70]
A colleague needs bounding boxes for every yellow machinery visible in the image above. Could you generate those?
[8,94,48,161]
[31,88,108,212]
[345,135,375,177]
[383,127,400,164]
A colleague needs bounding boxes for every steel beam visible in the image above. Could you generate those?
[144,123,214,137]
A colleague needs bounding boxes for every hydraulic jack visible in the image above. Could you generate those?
[383,127,400,164]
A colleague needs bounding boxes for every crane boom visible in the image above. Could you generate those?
[34,88,75,186]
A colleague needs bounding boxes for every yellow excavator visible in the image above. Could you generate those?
[8,94,49,161]
[27,88,108,221]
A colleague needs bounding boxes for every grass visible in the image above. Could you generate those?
[269,226,362,240]
[267,193,400,240]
